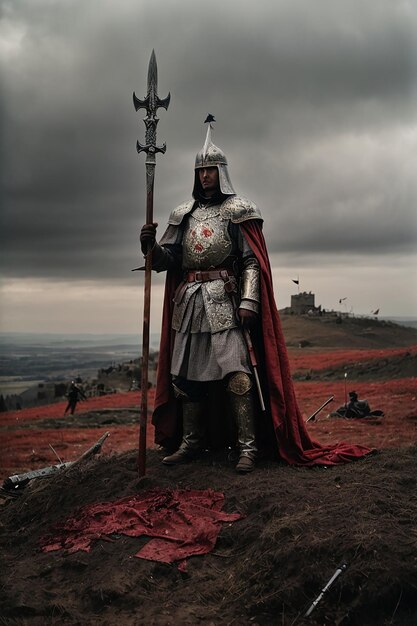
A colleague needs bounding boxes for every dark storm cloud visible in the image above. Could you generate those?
[1,0,416,282]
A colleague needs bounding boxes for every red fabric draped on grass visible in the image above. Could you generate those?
[41,489,242,569]
[151,216,372,465]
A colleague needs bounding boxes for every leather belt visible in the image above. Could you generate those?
[173,268,236,304]
[186,269,234,283]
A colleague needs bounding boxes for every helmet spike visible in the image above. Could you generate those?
[202,118,214,160]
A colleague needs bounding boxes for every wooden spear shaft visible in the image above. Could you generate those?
[133,50,170,476]
[138,177,154,477]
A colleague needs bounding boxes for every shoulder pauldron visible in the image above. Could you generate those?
[167,200,195,225]
[221,195,263,223]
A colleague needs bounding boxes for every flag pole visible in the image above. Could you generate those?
[133,51,170,476]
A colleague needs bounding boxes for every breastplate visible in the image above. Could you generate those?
[182,204,233,269]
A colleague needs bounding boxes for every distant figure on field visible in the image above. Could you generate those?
[64,381,87,415]
[334,391,384,419]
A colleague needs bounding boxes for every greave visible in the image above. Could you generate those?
[227,373,257,461]
[179,400,206,454]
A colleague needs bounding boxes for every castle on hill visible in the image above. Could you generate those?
[281,291,323,316]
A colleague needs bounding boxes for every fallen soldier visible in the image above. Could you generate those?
[332,391,384,419]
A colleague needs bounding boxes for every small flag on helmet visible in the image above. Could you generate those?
[204,114,216,124]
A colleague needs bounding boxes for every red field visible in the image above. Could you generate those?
[286,345,417,371]
[1,348,416,480]
[0,392,153,479]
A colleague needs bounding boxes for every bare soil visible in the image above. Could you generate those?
[1,447,417,625]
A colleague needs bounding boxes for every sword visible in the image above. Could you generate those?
[304,563,348,617]
[133,51,170,476]
[229,286,266,412]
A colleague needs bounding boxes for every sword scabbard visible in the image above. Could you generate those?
[243,329,266,412]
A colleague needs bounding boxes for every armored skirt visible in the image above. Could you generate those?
[170,287,251,381]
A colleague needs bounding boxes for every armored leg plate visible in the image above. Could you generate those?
[227,373,257,473]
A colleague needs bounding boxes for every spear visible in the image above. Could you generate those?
[133,51,170,476]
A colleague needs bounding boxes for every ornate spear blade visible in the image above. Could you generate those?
[133,50,170,476]
[133,50,170,166]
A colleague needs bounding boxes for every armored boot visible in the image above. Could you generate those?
[162,399,206,465]
[227,372,258,473]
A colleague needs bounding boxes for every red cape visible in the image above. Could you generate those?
[152,220,372,466]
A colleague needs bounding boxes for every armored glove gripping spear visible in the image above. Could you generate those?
[133,50,170,476]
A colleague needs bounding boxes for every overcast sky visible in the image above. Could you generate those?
[1,0,417,334]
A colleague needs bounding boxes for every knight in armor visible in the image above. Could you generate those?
[140,119,371,472]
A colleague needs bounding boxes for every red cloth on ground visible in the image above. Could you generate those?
[152,217,372,465]
[41,489,241,567]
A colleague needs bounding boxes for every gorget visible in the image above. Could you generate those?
[182,203,232,270]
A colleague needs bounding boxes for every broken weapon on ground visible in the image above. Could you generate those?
[2,431,110,493]
[304,562,348,617]
[306,395,334,422]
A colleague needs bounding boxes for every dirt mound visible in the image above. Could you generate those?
[1,447,417,625]
[280,315,417,348]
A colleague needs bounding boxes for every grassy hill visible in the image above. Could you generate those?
[280,314,417,348]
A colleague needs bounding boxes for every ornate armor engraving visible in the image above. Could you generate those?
[182,204,233,270]
[168,200,195,226]
[166,196,261,336]
[171,282,201,331]
[241,259,260,303]
[227,372,253,395]
[201,279,237,333]
[171,278,238,334]
[221,196,263,223]
[166,195,262,227]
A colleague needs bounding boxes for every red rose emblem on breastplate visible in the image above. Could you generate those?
[192,224,213,253]
[202,226,213,238]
